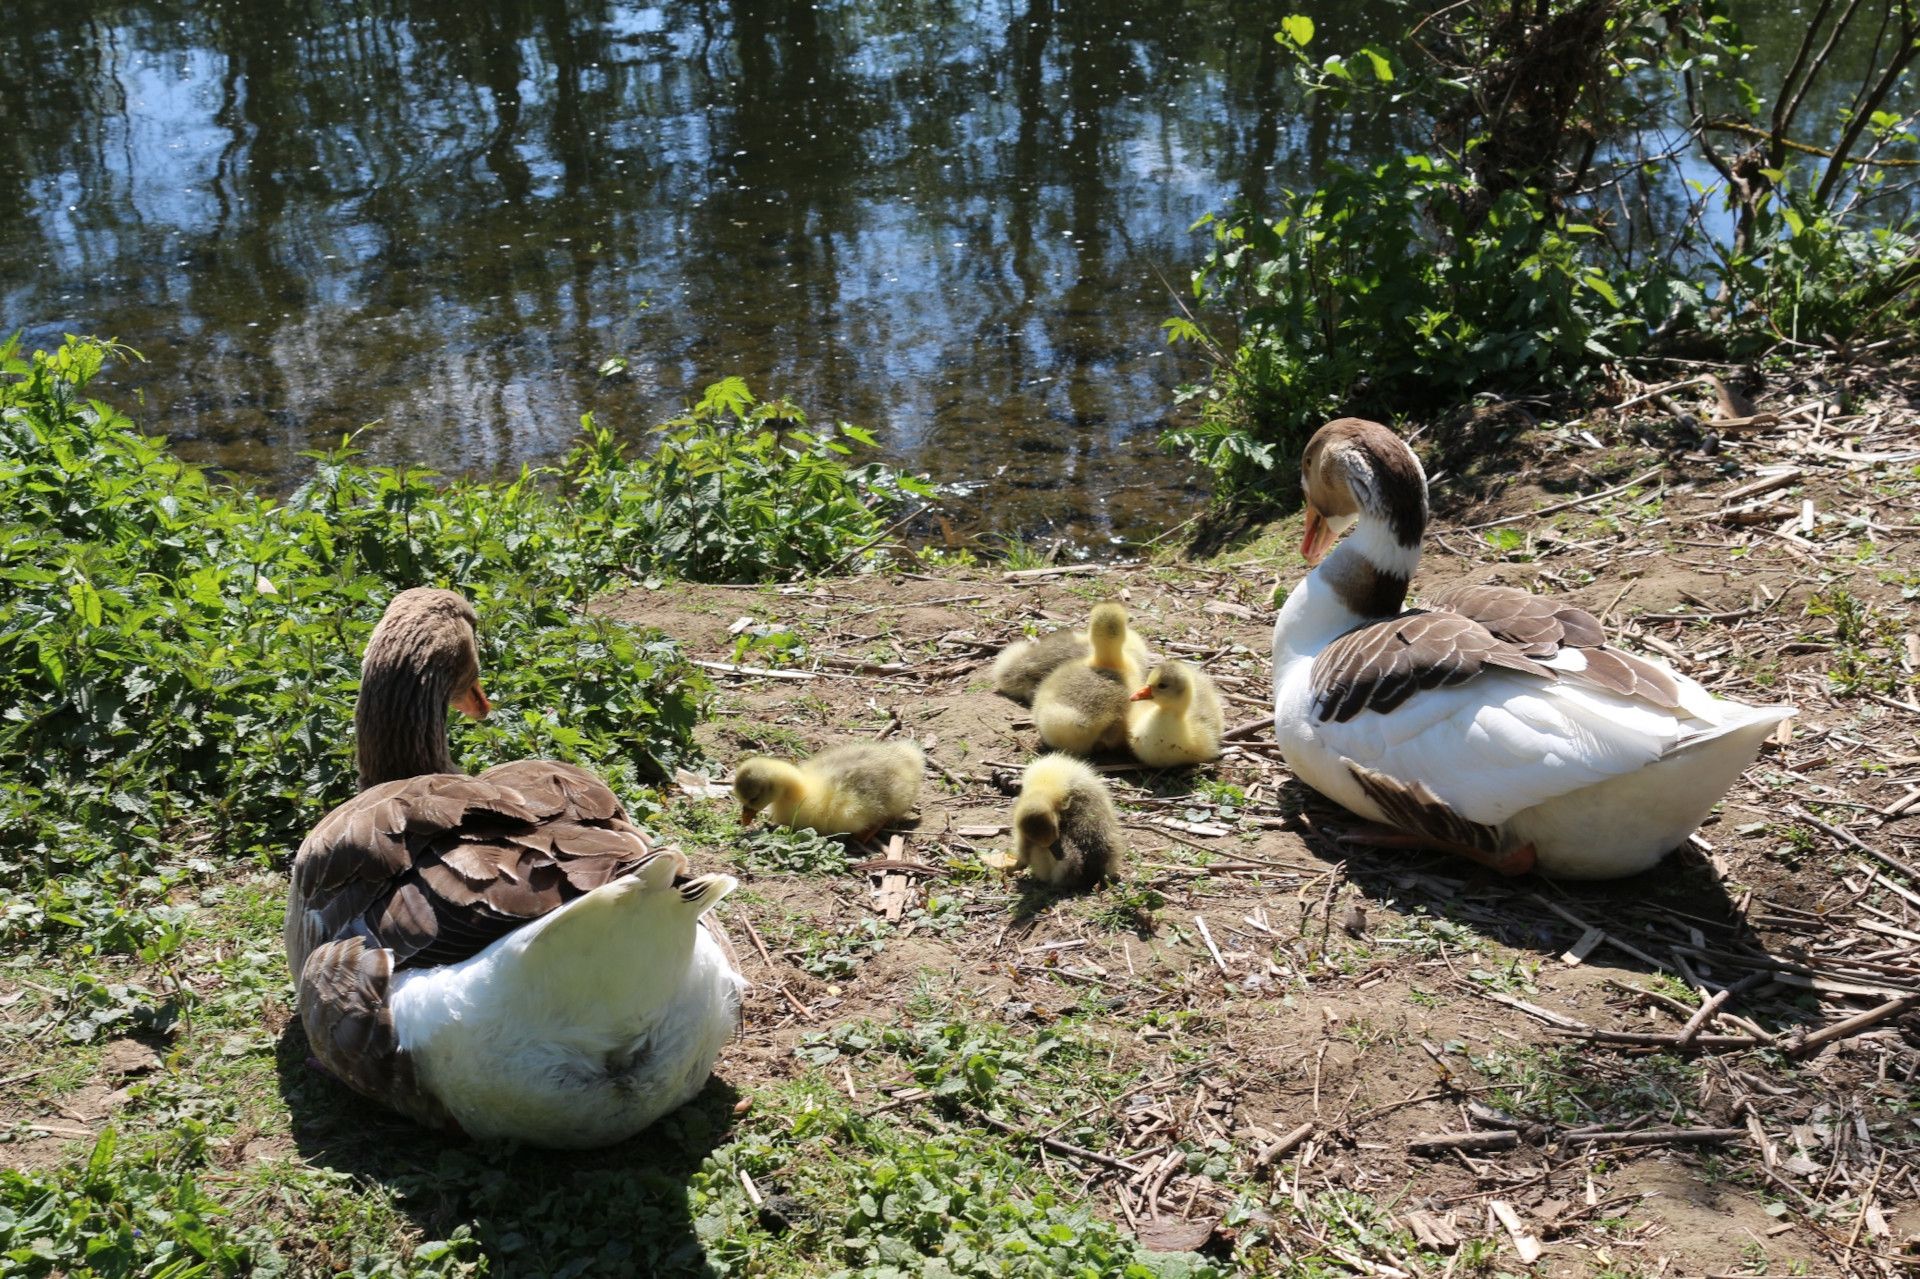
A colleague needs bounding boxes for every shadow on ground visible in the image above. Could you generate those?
[1284,781,1826,1043]
[276,1026,741,1277]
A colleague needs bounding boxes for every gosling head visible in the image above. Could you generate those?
[1086,603,1131,664]
[1015,803,1061,849]
[1130,662,1196,710]
[732,758,799,825]
[1298,418,1427,565]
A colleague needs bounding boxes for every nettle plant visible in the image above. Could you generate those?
[570,374,935,584]
[0,335,917,953]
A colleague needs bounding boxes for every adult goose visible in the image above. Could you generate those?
[1270,419,1792,880]
[284,588,744,1147]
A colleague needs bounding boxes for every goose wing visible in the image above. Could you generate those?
[1307,609,1696,827]
[1424,582,1686,710]
[286,762,659,976]
[287,763,671,1122]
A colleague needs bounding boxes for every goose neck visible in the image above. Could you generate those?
[1273,516,1423,667]
[355,661,458,789]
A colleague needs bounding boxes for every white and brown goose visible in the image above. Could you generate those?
[284,588,744,1148]
[1271,418,1792,879]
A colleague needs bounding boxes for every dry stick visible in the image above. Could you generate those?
[1787,993,1920,1058]
[1194,915,1231,974]
[965,1108,1147,1175]
[1409,1130,1519,1153]
[739,914,813,1020]
[1223,715,1270,742]
[1714,467,1807,505]
[1458,467,1663,532]
[1489,1200,1544,1265]
[689,659,818,682]
[1253,1122,1316,1168]
[1563,1126,1748,1148]
[1610,377,1714,413]
[1792,805,1920,884]
[1676,970,1771,1049]
[1002,562,1130,581]
[1553,1028,1763,1050]
[925,754,969,788]
[1846,1152,1889,1254]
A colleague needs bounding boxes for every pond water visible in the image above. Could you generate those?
[0,0,1904,546]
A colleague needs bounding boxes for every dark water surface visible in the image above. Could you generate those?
[0,1,1903,544]
[3,0,1374,544]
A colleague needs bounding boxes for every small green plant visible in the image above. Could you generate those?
[1089,881,1166,934]
[741,825,852,877]
[0,1128,253,1276]
[990,533,1054,571]
[1805,588,1901,695]
[795,917,888,979]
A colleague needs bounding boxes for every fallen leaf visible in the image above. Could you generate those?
[674,768,733,801]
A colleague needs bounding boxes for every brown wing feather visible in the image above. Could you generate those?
[1425,582,1682,709]
[1310,610,1549,723]
[296,937,451,1130]
[287,763,656,976]
[1345,759,1509,861]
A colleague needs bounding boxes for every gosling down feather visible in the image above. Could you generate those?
[1127,661,1225,768]
[1270,419,1793,879]
[734,740,924,839]
[991,604,1151,703]
[992,753,1127,891]
[1032,603,1148,754]
[285,589,744,1148]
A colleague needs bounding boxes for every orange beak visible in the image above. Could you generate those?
[451,682,491,720]
[739,806,756,826]
[1300,506,1337,565]
[1129,686,1154,702]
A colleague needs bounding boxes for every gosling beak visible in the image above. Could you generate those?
[739,806,756,826]
[1300,506,1337,566]
[1129,686,1154,702]
[452,682,492,720]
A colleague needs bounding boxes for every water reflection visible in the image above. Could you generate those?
[3,1,1899,543]
[4,0,1398,541]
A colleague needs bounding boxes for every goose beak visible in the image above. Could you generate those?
[452,682,492,720]
[1129,686,1154,702]
[739,806,756,826]
[1300,506,1336,565]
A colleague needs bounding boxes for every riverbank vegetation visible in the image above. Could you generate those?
[1165,0,1920,498]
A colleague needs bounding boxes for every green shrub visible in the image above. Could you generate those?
[1165,158,1654,492]
[569,375,932,583]
[0,334,915,951]
[1166,2,1919,500]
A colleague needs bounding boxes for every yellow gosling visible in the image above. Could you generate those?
[734,740,924,839]
[989,753,1127,891]
[1126,662,1224,767]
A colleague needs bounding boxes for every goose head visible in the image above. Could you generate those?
[1294,418,1428,619]
[355,588,491,789]
[1015,802,1061,850]
[1300,418,1428,565]
[1130,662,1197,713]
